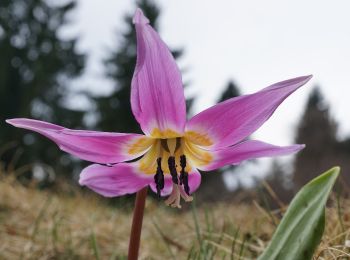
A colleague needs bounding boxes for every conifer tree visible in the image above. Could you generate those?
[218,81,241,101]
[293,87,337,189]
[265,160,294,205]
[0,0,85,178]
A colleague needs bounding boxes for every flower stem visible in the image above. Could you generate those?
[128,187,148,260]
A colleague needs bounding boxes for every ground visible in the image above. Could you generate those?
[0,173,349,259]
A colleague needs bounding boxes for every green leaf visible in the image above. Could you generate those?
[258,166,340,260]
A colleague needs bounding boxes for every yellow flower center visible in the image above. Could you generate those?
[127,130,214,208]
[137,136,213,175]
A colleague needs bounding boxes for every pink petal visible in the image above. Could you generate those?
[131,9,186,137]
[201,140,305,171]
[149,175,173,197]
[6,118,152,164]
[188,168,202,194]
[79,163,152,197]
[186,75,312,149]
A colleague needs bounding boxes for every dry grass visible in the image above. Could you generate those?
[1,173,350,259]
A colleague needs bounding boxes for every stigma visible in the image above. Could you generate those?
[165,183,193,209]
[153,137,193,208]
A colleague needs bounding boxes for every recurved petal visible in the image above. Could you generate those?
[131,9,186,138]
[200,140,304,171]
[149,175,173,197]
[79,163,152,197]
[186,75,312,149]
[6,118,153,164]
[187,168,202,194]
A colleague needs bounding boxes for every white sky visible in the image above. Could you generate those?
[61,0,350,185]
[65,0,350,177]
[68,0,350,146]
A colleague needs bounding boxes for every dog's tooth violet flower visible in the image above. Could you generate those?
[6,9,311,208]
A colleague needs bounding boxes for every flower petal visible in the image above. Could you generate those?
[6,118,153,164]
[200,140,304,171]
[186,75,312,149]
[187,168,202,194]
[79,163,152,197]
[131,9,186,138]
[149,175,173,197]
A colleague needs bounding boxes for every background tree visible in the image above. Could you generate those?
[0,0,85,180]
[94,0,187,134]
[293,87,338,189]
[218,81,241,101]
[197,81,241,202]
[264,159,294,206]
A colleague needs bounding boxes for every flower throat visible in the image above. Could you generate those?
[153,138,192,208]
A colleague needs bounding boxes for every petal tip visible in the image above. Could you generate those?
[5,119,14,125]
[78,173,86,187]
[78,170,86,184]
[292,75,313,87]
[5,118,25,127]
[306,74,313,79]
[297,144,306,150]
[302,74,313,82]
[78,164,97,186]
[133,8,150,25]
[289,143,306,153]
[288,74,313,86]
[78,177,86,187]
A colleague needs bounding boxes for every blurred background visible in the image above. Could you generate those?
[1,0,350,201]
[1,0,350,258]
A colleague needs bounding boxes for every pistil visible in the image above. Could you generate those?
[165,183,181,208]
[165,183,193,208]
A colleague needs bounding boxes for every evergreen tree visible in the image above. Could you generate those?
[0,0,85,178]
[197,80,241,202]
[218,81,241,101]
[265,160,294,205]
[293,87,337,189]
[94,0,185,134]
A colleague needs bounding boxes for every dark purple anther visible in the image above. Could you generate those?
[154,157,164,198]
[180,155,190,195]
[167,156,178,184]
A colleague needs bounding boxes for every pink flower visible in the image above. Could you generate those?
[6,9,311,208]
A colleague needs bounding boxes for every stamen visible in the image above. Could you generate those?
[168,156,178,184]
[154,157,164,198]
[166,138,177,155]
[181,172,190,195]
[179,155,190,195]
[160,139,169,152]
[161,138,181,154]
[175,137,181,152]
[180,154,186,168]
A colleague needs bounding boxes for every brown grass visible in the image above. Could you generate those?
[1,173,350,259]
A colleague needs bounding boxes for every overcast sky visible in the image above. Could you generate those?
[63,0,350,185]
[64,0,350,182]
